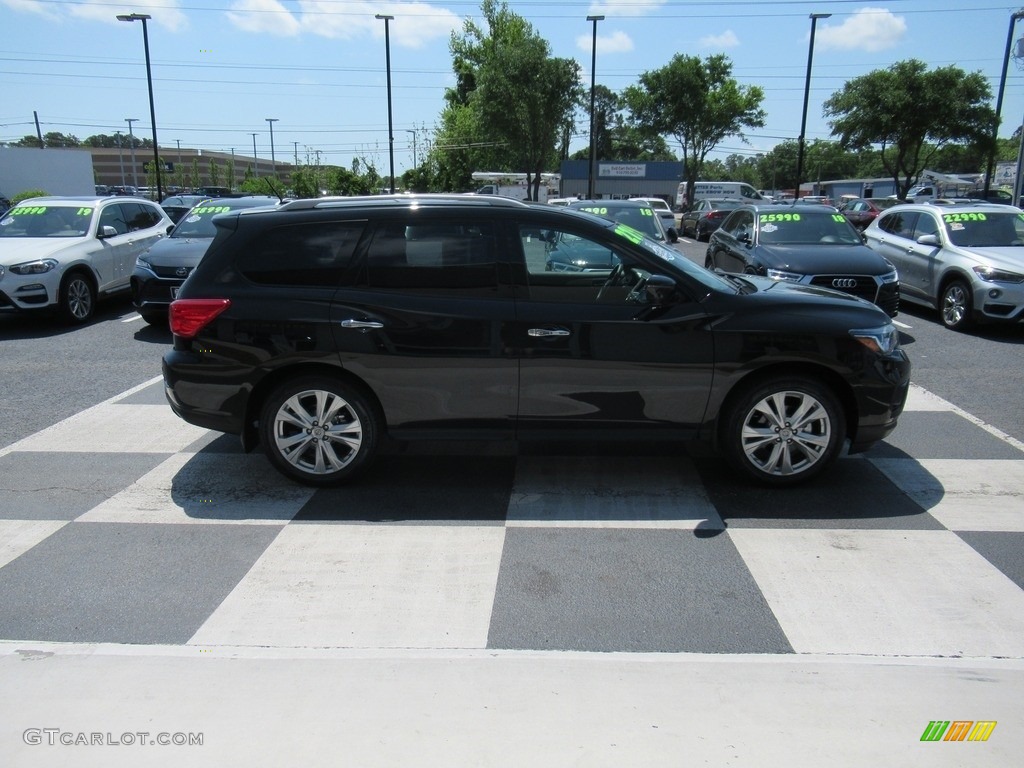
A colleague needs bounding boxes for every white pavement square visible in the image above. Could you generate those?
[188,524,507,649]
[730,528,1024,657]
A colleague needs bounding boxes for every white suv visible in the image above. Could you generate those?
[0,196,171,323]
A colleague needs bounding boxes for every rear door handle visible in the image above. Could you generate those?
[528,328,570,337]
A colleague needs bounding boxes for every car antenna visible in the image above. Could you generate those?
[262,177,285,204]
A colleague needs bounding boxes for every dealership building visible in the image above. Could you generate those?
[559,160,683,204]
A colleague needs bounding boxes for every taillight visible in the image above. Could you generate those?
[707,211,725,220]
[169,298,231,339]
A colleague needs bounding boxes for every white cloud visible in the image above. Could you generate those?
[699,30,739,49]
[296,1,460,49]
[815,8,907,53]
[587,0,666,18]
[226,0,301,37]
[4,0,187,31]
[576,29,634,55]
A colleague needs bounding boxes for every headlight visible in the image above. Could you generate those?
[9,258,58,275]
[973,265,1024,283]
[766,268,802,282]
[136,256,152,269]
[850,324,900,355]
[881,264,899,283]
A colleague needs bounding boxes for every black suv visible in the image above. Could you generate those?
[163,195,910,487]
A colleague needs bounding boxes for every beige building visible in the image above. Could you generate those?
[90,147,291,192]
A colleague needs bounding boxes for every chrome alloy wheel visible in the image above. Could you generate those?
[941,281,971,330]
[739,390,832,477]
[271,388,363,476]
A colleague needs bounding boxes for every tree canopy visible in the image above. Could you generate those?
[824,59,994,199]
[623,53,765,205]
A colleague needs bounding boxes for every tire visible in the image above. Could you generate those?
[259,376,379,486]
[696,224,707,242]
[721,376,845,486]
[940,279,974,331]
[59,271,96,324]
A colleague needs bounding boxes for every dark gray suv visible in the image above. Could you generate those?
[163,195,910,487]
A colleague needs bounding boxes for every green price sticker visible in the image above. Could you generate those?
[944,212,987,223]
[614,223,644,244]
[760,213,801,223]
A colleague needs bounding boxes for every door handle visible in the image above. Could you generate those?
[340,319,384,329]
[528,328,570,337]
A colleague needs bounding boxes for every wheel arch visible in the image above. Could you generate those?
[241,363,386,452]
[711,362,858,451]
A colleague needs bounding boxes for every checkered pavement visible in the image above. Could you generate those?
[1,377,1023,658]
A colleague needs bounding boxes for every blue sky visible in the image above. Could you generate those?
[3,0,1022,175]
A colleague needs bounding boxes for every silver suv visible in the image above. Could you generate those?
[864,202,1024,330]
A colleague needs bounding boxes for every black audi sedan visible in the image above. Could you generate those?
[705,204,900,317]
[163,195,910,488]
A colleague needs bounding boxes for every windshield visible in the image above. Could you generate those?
[0,204,94,238]
[757,211,862,245]
[941,211,1024,247]
[570,203,665,241]
[170,202,238,238]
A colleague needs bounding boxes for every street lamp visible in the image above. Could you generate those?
[125,118,139,189]
[266,118,279,178]
[984,9,1024,198]
[405,128,417,168]
[251,133,258,177]
[375,13,396,194]
[587,15,604,200]
[794,12,831,201]
[115,130,125,187]
[117,13,162,200]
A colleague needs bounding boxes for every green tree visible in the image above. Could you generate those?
[824,59,994,200]
[443,0,582,200]
[624,53,765,206]
[569,85,675,163]
[190,158,202,190]
[208,159,221,188]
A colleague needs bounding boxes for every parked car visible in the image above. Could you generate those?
[680,199,742,241]
[163,194,910,488]
[837,197,900,230]
[705,203,900,317]
[632,196,678,232]
[160,194,209,225]
[966,189,1014,205]
[567,198,678,244]
[863,202,1024,330]
[0,196,172,322]
[132,196,279,325]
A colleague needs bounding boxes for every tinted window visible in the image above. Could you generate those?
[520,223,639,303]
[364,219,499,296]
[123,202,161,231]
[239,222,363,286]
[878,211,918,239]
[98,203,130,235]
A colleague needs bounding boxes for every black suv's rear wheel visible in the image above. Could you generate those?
[259,376,378,486]
[722,376,845,486]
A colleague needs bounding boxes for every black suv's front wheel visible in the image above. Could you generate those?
[722,376,845,486]
[259,376,379,486]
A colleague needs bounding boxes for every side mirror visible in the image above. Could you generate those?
[166,224,175,235]
[97,225,118,239]
[666,227,679,244]
[644,274,678,305]
[916,234,940,247]
[738,231,752,245]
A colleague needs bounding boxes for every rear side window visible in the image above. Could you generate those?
[878,211,918,239]
[364,219,499,295]
[239,222,363,286]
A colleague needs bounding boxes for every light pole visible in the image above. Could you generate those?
[794,12,831,201]
[115,130,125,187]
[405,128,417,168]
[376,13,396,194]
[125,118,139,189]
[985,9,1024,198]
[117,13,162,200]
[266,118,279,178]
[587,14,604,200]
[251,133,258,177]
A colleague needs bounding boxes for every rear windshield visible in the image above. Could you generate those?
[172,201,273,238]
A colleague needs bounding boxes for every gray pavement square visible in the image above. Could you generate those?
[0,521,283,644]
[864,411,1024,460]
[487,527,792,653]
[958,531,1024,591]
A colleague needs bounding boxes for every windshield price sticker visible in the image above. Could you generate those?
[579,206,609,215]
[944,212,987,223]
[832,214,846,223]
[614,223,645,244]
[8,206,50,216]
[193,206,232,216]
[760,213,801,223]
